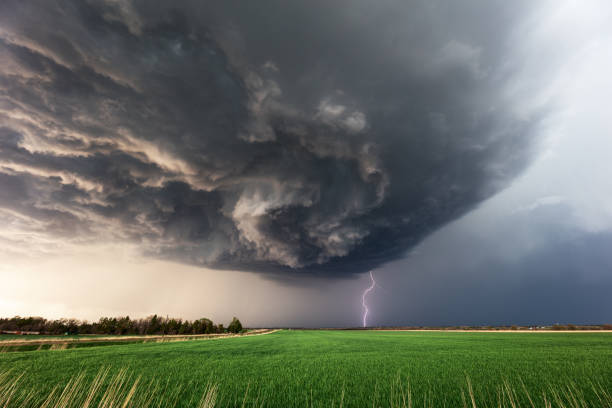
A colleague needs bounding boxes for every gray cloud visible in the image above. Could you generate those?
[0,0,544,277]
[372,201,612,326]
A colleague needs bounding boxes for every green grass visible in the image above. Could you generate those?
[0,334,152,352]
[0,334,104,340]
[0,330,611,407]
[0,332,260,353]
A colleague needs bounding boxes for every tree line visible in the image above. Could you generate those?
[0,315,243,335]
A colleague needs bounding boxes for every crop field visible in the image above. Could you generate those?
[0,331,271,353]
[0,330,611,407]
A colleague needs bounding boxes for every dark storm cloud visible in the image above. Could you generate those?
[374,210,612,326]
[0,0,542,276]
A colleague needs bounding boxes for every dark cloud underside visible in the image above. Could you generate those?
[0,0,541,277]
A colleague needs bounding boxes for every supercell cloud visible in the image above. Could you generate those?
[0,0,542,276]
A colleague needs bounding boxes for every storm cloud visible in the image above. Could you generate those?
[0,0,544,277]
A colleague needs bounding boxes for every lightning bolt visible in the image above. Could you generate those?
[361,271,376,328]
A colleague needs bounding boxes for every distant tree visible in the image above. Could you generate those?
[148,315,161,334]
[48,319,68,335]
[80,322,93,334]
[193,318,213,334]
[228,317,242,333]
[0,314,248,336]
[191,319,202,334]
[167,318,180,335]
[204,319,214,334]
[66,319,80,335]
[116,316,136,335]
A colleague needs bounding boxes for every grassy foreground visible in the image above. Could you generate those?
[0,330,611,407]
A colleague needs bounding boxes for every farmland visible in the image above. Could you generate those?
[0,330,611,407]
[0,330,273,352]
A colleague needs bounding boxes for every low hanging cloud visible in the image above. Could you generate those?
[0,0,543,277]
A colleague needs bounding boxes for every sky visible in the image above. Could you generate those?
[1,0,611,327]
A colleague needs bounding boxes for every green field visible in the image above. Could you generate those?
[1,330,611,407]
[0,334,112,341]
[0,332,257,353]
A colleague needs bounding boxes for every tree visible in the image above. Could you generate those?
[147,315,161,334]
[227,317,242,334]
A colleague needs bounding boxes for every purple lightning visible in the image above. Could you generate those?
[361,271,376,328]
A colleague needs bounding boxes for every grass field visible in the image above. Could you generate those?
[0,330,611,407]
[0,334,104,340]
[0,331,270,353]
